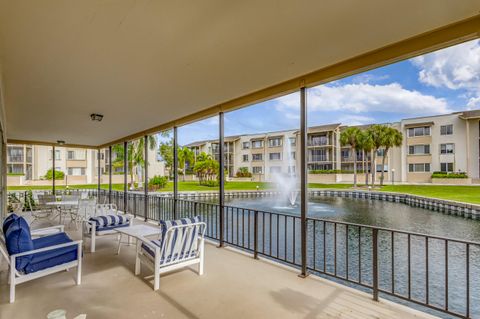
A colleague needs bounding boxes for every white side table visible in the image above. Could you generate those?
[114,224,162,255]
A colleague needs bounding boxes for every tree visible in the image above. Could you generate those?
[193,152,219,186]
[178,146,195,181]
[357,130,373,186]
[158,140,173,177]
[340,127,361,187]
[379,127,403,186]
[44,169,64,180]
[366,125,388,186]
[112,136,157,189]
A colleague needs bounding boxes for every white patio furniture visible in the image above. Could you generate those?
[82,204,132,253]
[114,224,162,255]
[135,217,206,291]
[1,214,82,303]
[46,200,79,224]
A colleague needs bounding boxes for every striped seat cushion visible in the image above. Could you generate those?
[141,216,202,262]
[89,214,130,230]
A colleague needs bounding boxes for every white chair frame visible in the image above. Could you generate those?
[135,222,206,290]
[0,226,82,303]
[82,203,132,253]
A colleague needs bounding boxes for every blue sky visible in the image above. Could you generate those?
[174,39,480,145]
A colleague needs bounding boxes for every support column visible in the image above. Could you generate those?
[144,135,148,221]
[173,126,178,219]
[123,141,128,213]
[219,112,225,247]
[108,145,112,204]
[299,87,308,278]
[52,146,56,194]
[97,149,101,200]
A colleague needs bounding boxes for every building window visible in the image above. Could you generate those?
[407,126,430,137]
[341,149,349,159]
[310,135,328,146]
[50,150,61,160]
[7,146,24,162]
[242,154,248,162]
[408,144,430,155]
[67,150,86,160]
[7,164,24,174]
[440,162,454,172]
[377,149,386,157]
[252,166,263,174]
[268,137,282,147]
[269,152,281,160]
[310,149,328,162]
[408,163,430,172]
[269,166,282,173]
[440,124,453,135]
[290,152,296,160]
[252,154,263,161]
[288,137,296,146]
[68,167,86,176]
[252,140,263,148]
[376,164,388,172]
[242,142,250,149]
[440,143,454,154]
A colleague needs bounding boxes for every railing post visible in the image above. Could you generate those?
[372,228,379,301]
[299,86,308,278]
[97,149,101,199]
[219,112,225,247]
[254,210,258,259]
[133,193,137,218]
[144,135,148,222]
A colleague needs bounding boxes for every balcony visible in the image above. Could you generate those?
[0,218,432,319]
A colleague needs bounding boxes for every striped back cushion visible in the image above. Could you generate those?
[159,216,202,260]
[89,214,130,229]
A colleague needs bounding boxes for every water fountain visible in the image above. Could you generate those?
[271,137,298,207]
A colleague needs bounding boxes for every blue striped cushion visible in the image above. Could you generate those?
[142,216,202,262]
[89,214,130,230]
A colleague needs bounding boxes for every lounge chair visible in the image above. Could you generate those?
[135,216,206,290]
[82,204,132,252]
[0,214,82,303]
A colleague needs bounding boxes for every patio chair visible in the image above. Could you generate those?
[82,203,132,252]
[135,216,206,290]
[1,214,82,303]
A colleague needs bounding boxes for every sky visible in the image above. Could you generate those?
[172,39,480,145]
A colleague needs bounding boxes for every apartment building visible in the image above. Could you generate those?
[7,145,165,186]
[185,109,480,184]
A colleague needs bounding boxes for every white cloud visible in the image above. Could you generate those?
[350,73,389,84]
[467,96,480,109]
[411,40,480,91]
[276,83,450,115]
[340,115,375,126]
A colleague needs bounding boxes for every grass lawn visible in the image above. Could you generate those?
[7,181,480,205]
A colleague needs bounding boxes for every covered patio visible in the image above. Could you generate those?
[1,1,480,319]
[0,221,434,319]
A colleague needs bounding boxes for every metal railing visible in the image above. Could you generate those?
[9,188,479,318]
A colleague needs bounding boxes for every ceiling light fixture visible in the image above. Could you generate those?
[57,140,65,145]
[90,113,104,122]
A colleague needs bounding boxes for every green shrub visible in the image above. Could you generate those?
[44,169,65,180]
[236,167,252,178]
[148,175,169,190]
[431,172,468,179]
[7,173,25,176]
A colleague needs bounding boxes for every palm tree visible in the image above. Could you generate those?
[112,136,157,189]
[366,125,388,186]
[357,130,373,186]
[178,146,195,181]
[379,127,403,186]
[340,127,361,187]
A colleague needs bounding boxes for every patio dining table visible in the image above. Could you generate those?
[46,201,79,224]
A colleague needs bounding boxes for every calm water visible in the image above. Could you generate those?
[225,195,480,242]
[213,195,480,318]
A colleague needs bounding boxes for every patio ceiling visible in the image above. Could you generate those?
[0,1,479,147]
